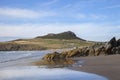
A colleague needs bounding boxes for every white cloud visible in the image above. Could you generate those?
[0,7,56,19]
[0,23,120,41]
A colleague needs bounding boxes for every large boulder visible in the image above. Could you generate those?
[108,37,117,47]
[105,37,117,55]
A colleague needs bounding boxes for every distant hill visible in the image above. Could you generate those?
[0,31,94,51]
[36,31,85,41]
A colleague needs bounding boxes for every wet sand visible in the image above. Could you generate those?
[32,54,120,80]
[72,55,120,80]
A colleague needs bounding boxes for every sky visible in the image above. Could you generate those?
[0,0,120,41]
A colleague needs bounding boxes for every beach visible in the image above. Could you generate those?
[0,51,120,80]
[71,55,120,80]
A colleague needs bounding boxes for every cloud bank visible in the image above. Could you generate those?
[0,23,119,41]
[0,7,56,19]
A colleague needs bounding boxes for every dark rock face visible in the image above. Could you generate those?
[42,37,120,60]
[105,37,120,55]
[108,37,117,47]
[117,39,120,46]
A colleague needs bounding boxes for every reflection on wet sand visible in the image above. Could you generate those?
[33,59,77,68]
[0,66,108,80]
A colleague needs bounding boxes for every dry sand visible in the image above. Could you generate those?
[72,55,120,80]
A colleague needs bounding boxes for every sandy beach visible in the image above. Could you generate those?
[71,55,120,80]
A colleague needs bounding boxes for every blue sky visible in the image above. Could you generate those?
[0,0,120,41]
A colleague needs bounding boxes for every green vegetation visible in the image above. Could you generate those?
[0,31,94,51]
[0,38,94,51]
[36,31,85,40]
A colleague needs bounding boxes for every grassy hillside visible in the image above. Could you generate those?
[0,38,94,51]
[0,31,95,51]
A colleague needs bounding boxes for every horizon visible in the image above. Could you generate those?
[0,30,119,42]
[0,0,120,41]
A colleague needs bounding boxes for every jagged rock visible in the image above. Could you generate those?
[108,37,117,47]
[117,39,120,46]
[105,37,117,55]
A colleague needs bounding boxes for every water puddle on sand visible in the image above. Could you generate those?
[0,66,108,80]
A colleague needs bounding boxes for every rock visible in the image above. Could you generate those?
[83,47,89,56]
[116,46,120,54]
[42,37,120,60]
[105,37,117,55]
[59,52,68,59]
[66,49,81,58]
[88,47,95,56]
[95,47,102,56]
[117,39,120,46]
[108,37,117,47]
[34,59,75,68]
[111,47,120,54]
[42,49,83,60]
[42,52,60,60]
[111,47,117,54]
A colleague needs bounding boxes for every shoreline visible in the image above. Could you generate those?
[32,54,120,80]
[0,50,120,80]
[70,55,120,80]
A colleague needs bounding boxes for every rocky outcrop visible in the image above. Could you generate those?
[42,52,60,60]
[105,37,120,55]
[42,37,120,60]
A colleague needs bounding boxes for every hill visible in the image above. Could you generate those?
[36,31,85,41]
[0,31,94,51]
